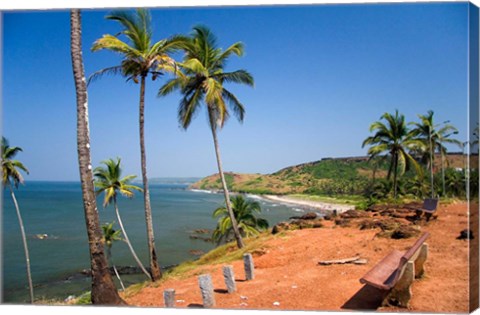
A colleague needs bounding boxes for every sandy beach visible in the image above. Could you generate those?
[191,189,356,213]
[261,195,355,213]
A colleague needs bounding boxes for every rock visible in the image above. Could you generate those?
[189,235,212,242]
[300,212,318,220]
[457,229,474,240]
[390,225,421,239]
[194,229,210,234]
[340,210,369,219]
[334,218,352,227]
[272,222,290,234]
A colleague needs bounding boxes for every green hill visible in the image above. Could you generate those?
[190,153,471,196]
[190,156,385,195]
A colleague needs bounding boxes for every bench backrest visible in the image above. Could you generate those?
[401,232,430,264]
[422,198,438,211]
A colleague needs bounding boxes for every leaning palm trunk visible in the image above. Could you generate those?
[70,9,125,305]
[112,263,126,291]
[106,247,125,291]
[113,196,152,280]
[209,116,244,249]
[8,182,33,303]
[138,75,162,281]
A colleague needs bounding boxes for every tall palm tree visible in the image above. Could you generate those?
[89,9,185,280]
[362,110,423,199]
[212,195,269,245]
[410,110,461,196]
[158,25,254,249]
[102,222,126,291]
[70,9,125,305]
[93,158,151,280]
[1,138,33,303]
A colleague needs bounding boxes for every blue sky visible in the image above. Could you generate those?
[2,3,473,180]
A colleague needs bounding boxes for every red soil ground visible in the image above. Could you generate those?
[124,202,475,313]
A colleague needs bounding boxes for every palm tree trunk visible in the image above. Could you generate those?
[8,182,34,303]
[393,153,398,199]
[138,75,161,281]
[209,117,244,249]
[70,9,125,305]
[113,196,152,280]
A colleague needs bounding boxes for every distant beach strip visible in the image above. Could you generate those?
[189,189,354,214]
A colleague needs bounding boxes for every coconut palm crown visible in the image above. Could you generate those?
[362,110,423,198]
[2,137,29,188]
[89,9,184,84]
[93,158,143,207]
[212,195,269,245]
[158,25,254,130]
[409,110,461,168]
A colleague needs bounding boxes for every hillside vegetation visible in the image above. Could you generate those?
[190,153,471,196]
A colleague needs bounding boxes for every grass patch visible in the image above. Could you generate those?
[162,232,273,281]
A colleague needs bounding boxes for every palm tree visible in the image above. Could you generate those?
[158,25,254,249]
[70,9,125,305]
[89,9,185,280]
[212,195,269,245]
[1,138,33,303]
[93,158,151,280]
[102,222,126,291]
[410,110,461,196]
[362,110,423,199]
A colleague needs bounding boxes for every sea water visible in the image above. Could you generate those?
[2,181,305,303]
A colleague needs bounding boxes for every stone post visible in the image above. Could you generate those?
[198,274,215,307]
[223,265,236,293]
[163,288,175,308]
[243,253,255,280]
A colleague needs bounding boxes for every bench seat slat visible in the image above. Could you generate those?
[360,250,404,290]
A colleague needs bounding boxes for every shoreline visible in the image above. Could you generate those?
[261,195,355,213]
[189,188,355,213]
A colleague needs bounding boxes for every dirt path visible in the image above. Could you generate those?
[124,202,472,312]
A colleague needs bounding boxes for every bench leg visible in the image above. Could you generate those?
[387,261,414,308]
[425,212,432,222]
[414,244,428,278]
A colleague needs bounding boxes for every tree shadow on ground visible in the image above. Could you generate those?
[341,285,388,310]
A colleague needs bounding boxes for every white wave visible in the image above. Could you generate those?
[190,189,213,194]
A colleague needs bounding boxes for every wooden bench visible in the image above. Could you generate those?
[359,232,430,307]
[409,198,438,221]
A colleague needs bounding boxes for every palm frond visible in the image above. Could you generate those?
[87,66,124,85]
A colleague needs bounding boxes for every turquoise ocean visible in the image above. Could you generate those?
[2,180,308,304]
